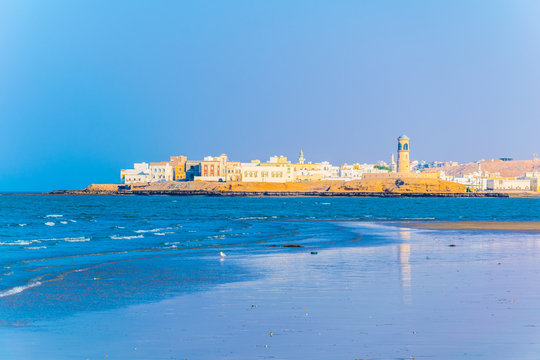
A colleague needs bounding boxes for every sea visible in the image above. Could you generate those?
[0,195,539,359]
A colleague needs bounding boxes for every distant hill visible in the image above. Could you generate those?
[425,159,540,177]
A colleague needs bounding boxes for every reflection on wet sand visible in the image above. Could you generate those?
[398,229,412,304]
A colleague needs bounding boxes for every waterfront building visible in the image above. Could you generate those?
[169,155,187,181]
[185,160,201,181]
[120,162,151,184]
[197,154,228,181]
[226,161,242,182]
[339,164,364,180]
[524,172,540,191]
[486,178,533,191]
[240,161,295,183]
[397,134,410,173]
[320,161,340,180]
[150,162,174,182]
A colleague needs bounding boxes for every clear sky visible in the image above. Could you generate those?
[1,1,539,191]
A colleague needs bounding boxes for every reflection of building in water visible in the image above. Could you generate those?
[398,229,412,304]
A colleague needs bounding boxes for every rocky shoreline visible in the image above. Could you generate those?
[48,189,510,198]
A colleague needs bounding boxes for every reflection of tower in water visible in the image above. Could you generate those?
[398,229,412,304]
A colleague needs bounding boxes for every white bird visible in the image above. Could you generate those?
[220,251,227,257]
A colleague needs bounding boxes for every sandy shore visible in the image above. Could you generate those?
[408,221,540,232]
[3,222,540,359]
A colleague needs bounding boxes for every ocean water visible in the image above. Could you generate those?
[0,195,539,359]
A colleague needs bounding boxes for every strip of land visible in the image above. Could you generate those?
[408,221,540,231]
[45,178,531,197]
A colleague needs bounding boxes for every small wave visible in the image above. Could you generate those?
[44,222,55,226]
[69,220,77,223]
[134,227,173,233]
[60,221,68,224]
[114,226,125,229]
[45,214,63,218]
[63,237,90,242]
[0,281,42,298]
[0,240,36,246]
[154,233,166,236]
[110,235,144,240]
[25,246,47,250]
[208,235,226,240]
[18,224,27,227]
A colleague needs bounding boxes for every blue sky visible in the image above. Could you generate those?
[1,1,539,191]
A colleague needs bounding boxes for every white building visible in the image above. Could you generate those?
[150,162,174,182]
[524,172,540,192]
[121,162,151,184]
[320,161,340,180]
[486,178,533,191]
[339,163,388,180]
[339,164,364,180]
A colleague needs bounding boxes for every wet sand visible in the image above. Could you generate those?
[2,222,540,359]
[408,221,540,232]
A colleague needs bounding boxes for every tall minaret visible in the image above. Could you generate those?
[397,135,410,173]
[298,149,305,164]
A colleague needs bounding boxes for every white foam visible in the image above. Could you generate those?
[63,237,90,242]
[110,234,144,240]
[0,237,90,245]
[25,246,47,250]
[134,227,173,233]
[0,281,42,298]
[45,214,63,218]
[18,223,27,227]
[69,219,77,223]
[60,221,68,224]
[154,233,166,236]
[0,240,35,246]
[44,222,55,226]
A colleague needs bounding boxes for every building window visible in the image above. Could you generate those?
[398,143,402,151]
[404,143,408,150]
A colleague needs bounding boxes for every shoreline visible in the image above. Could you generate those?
[45,189,513,198]
[407,221,540,231]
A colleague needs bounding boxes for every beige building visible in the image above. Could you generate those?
[486,178,533,191]
[240,158,295,183]
[150,162,174,182]
[226,161,242,182]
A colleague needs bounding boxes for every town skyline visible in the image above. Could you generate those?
[119,134,539,193]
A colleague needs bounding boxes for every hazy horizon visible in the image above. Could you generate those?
[2,1,539,191]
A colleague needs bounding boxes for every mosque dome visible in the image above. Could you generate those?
[398,134,409,140]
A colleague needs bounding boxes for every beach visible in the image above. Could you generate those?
[408,221,540,231]
[0,196,539,359]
